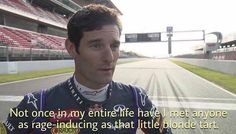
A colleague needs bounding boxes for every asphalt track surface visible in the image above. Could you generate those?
[0,59,236,134]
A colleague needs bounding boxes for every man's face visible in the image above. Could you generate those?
[73,25,120,89]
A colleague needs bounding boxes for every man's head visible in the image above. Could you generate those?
[66,4,122,89]
[67,4,122,53]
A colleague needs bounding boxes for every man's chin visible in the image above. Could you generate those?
[100,77,113,85]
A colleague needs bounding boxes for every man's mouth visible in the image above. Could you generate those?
[99,68,113,71]
[98,67,113,72]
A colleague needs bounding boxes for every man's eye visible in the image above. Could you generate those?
[111,43,120,50]
[91,44,102,48]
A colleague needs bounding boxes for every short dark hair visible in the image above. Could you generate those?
[67,4,122,50]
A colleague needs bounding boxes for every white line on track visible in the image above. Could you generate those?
[152,100,236,110]
[1,95,236,110]
[0,95,23,102]
[149,96,236,101]
[173,61,236,98]
[0,72,72,86]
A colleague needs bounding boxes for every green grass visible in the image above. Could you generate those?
[0,67,74,83]
[0,59,144,84]
[171,60,236,94]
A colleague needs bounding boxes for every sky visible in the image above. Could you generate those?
[111,0,236,57]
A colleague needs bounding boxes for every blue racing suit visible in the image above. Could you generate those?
[3,76,172,134]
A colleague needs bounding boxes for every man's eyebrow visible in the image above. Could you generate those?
[88,39,120,44]
[113,40,120,45]
[88,39,102,44]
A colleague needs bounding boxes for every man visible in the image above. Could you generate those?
[1,4,171,134]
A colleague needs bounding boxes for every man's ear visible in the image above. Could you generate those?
[65,39,77,58]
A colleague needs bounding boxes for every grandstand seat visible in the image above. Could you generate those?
[0,0,68,25]
[1,0,13,7]
[0,26,66,50]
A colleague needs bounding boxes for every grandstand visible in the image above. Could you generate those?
[175,33,236,60]
[0,0,121,61]
[211,38,236,60]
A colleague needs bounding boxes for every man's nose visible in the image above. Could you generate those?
[102,46,114,63]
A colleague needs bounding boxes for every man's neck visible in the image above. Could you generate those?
[73,75,109,102]
[74,72,106,89]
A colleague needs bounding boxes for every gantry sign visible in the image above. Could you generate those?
[125,32,161,42]
[125,26,205,54]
